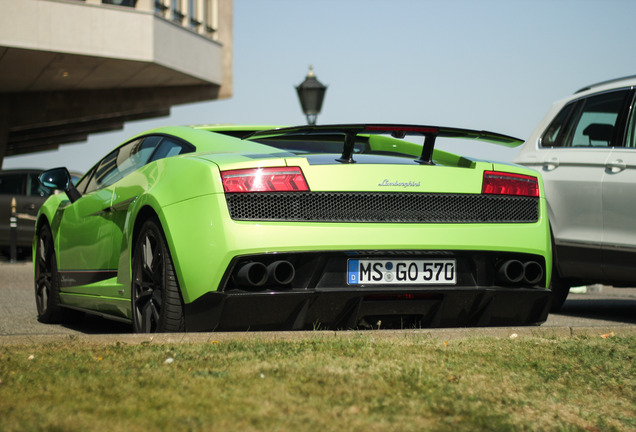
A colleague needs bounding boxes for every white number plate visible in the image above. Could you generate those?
[347,259,456,285]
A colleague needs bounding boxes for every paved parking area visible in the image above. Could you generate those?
[1,261,635,340]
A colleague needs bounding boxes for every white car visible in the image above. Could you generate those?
[515,75,636,310]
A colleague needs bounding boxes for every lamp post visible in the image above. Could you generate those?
[296,66,327,125]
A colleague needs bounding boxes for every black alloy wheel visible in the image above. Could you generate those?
[34,223,65,323]
[131,219,185,333]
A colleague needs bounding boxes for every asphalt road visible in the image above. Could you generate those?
[1,261,635,337]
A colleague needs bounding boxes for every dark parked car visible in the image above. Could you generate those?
[0,169,80,258]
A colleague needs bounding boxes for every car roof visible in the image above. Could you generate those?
[574,75,636,95]
[0,168,49,177]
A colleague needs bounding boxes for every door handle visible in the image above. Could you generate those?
[606,159,626,173]
[543,158,559,171]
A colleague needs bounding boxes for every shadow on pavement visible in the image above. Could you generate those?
[57,297,636,333]
[558,297,636,325]
[61,314,133,334]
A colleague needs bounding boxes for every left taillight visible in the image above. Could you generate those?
[221,167,310,193]
[481,171,539,197]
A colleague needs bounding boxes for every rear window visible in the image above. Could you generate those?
[253,134,369,155]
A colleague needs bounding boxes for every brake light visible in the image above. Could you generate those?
[221,167,309,193]
[365,125,439,134]
[482,171,539,197]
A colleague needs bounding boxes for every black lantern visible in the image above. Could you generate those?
[296,66,327,125]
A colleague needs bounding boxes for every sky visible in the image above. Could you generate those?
[5,0,636,172]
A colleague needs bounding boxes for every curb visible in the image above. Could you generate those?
[2,326,635,346]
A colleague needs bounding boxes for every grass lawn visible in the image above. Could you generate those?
[1,332,634,431]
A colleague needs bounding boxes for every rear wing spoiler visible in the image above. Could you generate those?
[246,124,523,165]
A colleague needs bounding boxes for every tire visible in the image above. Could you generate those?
[34,223,67,323]
[131,219,185,333]
[549,273,570,312]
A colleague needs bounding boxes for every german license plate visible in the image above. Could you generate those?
[347,259,456,285]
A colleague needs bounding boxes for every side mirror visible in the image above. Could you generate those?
[39,167,82,203]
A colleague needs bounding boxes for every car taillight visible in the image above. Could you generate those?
[221,167,309,193]
[482,171,539,197]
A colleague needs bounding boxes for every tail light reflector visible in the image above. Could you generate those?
[221,167,309,193]
[482,171,539,197]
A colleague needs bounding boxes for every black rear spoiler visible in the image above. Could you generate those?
[246,124,523,165]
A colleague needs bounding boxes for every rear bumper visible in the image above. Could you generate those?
[183,287,551,331]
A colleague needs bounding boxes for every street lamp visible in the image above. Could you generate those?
[296,66,327,125]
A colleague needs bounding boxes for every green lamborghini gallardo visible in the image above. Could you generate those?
[34,124,551,332]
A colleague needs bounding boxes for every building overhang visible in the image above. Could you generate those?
[0,0,232,159]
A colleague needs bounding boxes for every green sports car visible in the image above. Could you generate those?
[34,124,551,332]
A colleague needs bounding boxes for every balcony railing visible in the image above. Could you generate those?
[81,0,219,40]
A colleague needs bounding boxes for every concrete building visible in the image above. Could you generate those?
[0,0,233,168]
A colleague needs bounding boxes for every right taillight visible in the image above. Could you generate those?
[482,171,539,197]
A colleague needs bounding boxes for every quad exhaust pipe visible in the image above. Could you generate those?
[267,260,296,285]
[498,260,524,284]
[236,262,268,287]
[235,260,296,288]
[522,261,544,285]
[497,260,544,285]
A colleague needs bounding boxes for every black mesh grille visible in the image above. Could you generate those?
[225,192,539,223]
